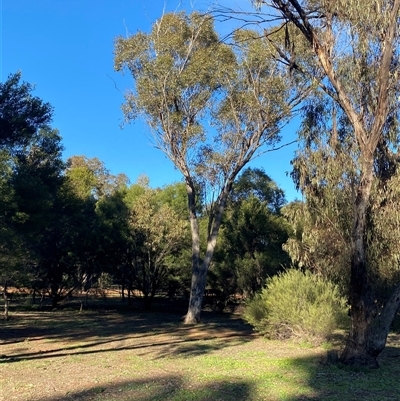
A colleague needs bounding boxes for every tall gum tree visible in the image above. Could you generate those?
[114,12,302,323]
[251,0,400,366]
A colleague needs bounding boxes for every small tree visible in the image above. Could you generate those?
[115,12,302,323]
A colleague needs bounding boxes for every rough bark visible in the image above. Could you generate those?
[339,159,377,367]
[366,284,400,358]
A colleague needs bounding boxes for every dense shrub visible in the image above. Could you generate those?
[243,269,348,345]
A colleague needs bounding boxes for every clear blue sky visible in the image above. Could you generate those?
[1,0,301,201]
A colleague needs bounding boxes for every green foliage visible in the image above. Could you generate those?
[244,269,348,345]
[211,168,291,299]
[66,155,129,200]
[0,72,53,150]
[96,179,190,306]
[231,167,286,213]
[0,73,57,293]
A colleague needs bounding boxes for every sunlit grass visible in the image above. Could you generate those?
[1,307,400,401]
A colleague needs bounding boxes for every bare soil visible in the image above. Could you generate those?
[0,302,257,401]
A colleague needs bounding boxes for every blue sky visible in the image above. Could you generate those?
[1,0,301,201]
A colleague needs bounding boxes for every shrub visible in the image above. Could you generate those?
[243,269,348,345]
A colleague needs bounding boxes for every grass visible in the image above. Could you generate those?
[1,298,400,401]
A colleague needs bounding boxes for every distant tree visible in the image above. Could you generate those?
[95,189,136,302]
[154,182,193,299]
[67,155,129,199]
[211,168,291,301]
[11,128,72,307]
[115,12,302,323]
[231,168,286,213]
[96,179,190,307]
[128,186,188,308]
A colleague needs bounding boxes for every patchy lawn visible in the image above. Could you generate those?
[1,302,400,401]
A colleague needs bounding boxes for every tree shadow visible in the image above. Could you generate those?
[0,306,252,344]
[23,347,400,401]
[6,306,400,400]
[0,332,253,364]
[282,342,400,401]
[0,309,255,364]
[33,375,255,401]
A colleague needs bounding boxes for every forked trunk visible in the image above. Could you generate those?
[183,180,231,324]
[339,160,400,367]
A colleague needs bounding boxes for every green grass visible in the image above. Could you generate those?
[1,301,400,401]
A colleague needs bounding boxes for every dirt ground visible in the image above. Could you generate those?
[0,304,258,401]
[3,301,400,401]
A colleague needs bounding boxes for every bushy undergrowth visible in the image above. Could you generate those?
[243,269,348,345]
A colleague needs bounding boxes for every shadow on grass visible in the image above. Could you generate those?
[283,344,400,401]
[0,308,184,345]
[27,349,400,401]
[0,302,252,344]
[0,332,252,364]
[4,304,400,401]
[0,308,254,364]
[34,375,254,401]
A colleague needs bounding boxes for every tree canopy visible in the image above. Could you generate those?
[115,11,302,323]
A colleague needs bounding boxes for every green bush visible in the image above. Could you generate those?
[243,269,348,345]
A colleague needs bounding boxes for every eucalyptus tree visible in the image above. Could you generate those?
[115,12,302,323]
[251,0,400,366]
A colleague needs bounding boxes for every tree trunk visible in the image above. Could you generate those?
[3,281,9,321]
[184,181,231,324]
[183,180,202,324]
[340,160,385,367]
[121,280,126,302]
[341,283,400,367]
[51,284,60,308]
[367,284,400,352]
